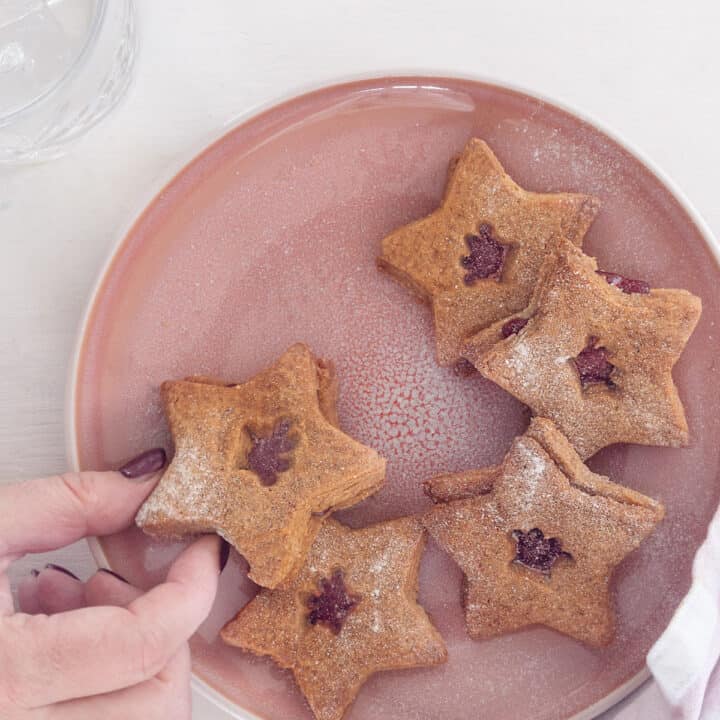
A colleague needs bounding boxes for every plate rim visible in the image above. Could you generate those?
[64,69,720,720]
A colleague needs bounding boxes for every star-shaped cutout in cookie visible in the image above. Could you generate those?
[136,344,386,589]
[377,138,600,366]
[221,517,447,720]
[423,418,664,647]
[464,240,702,459]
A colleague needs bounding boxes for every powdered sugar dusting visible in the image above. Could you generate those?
[137,444,220,523]
[501,338,547,395]
[519,443,547,483]
[76,77,720,720]
[506,441,548,514]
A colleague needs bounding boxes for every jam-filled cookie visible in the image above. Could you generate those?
[424,418,664,647]
[377,138,599,366]
[136,343,386,589]
[465,240,702,458]
[221,517,447,720]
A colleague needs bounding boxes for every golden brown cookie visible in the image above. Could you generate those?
[221,517,447,720]
[136,344,386,589]
[377,138,600,366]
[423,464,499,503]
[423,418,664,647]
[464,240,702,459]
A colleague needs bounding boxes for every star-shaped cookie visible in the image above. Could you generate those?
[136,344,386,589]
[221,517,447,720]
[377,138,600,366]
[464,240,702,459]
[423,418,664,647]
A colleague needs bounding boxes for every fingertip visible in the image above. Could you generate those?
[121,534,223,650]
[86,569,142,607]
[44,563,80,581]
[34,568,87,615]
[80,468,164,526]
[0,469,167,559]
[219,539,230,573]
[110,467,164,493]
[118,448,167,480]
[160,534,222,614]
[97,567,129,584]
[167,534,223,580]
[17,574,41,614]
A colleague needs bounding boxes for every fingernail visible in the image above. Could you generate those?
[98,568,129,583]
[30,568,40,578]
[44,564,80,581]
[219,540,231,573]
[119,448,166,479]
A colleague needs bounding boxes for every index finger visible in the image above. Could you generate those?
[1,534,221,710]
[0,449,165,562]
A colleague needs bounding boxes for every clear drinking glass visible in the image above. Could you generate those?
[0,0,136,164]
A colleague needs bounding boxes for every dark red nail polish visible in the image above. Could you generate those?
[219,540,231,573]
[45,564,79,580]
[98,568,129,584]
[119,448,166,479]
[30,569,40,578]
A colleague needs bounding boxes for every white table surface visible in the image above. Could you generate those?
[3,1,719,717]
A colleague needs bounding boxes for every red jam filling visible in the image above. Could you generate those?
[596,270,650,295]
[501,317,528,338]
[511,528,572,575]
[573,337,615,388]
[307,569,361,634]
[246,418,297,486]
[461,224,509,284]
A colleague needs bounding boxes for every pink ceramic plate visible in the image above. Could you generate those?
[69,75,720,720]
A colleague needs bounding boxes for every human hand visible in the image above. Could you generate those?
[0,450,225,719]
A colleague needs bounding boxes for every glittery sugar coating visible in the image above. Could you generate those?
[423,418,665,647]
[596,270,650,295]
[461,224,509,284]
[511,528,572,575]
[474,241,702,459]
[135,343,386,589]
[307,569,361,634]
[573,337,615,388]
[246,418,297,485]
[378,138,600,366]
[221,518,447,720]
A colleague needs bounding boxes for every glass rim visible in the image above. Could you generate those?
[0,0,108,124]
